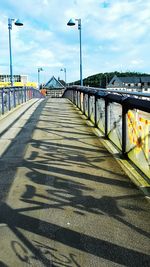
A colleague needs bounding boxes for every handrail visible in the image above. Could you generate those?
[63,86,150,180]
[0,86,44,116]
[67,85,150,98]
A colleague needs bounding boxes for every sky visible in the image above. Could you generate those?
[0,0,150,84]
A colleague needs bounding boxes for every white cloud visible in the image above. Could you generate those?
[0,0,150,83]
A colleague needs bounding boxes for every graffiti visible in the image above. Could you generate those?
[127,110,150,161]
[11,240,80,267]
[11,241,30,264]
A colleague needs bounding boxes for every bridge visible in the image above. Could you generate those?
[0,86,150,266]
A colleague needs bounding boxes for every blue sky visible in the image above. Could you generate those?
[0,0,150,84]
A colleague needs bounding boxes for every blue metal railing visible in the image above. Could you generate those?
[0,86,44,116]
[63,86,150,180]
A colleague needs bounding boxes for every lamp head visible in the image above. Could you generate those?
[14,19,23,26]
[67,18,76,26]
[38,67,43,72]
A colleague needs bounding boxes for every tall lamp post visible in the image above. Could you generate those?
[67,18,83,86]
[8,18,23,86]
[38,67,43,89]
[60,68,67,84]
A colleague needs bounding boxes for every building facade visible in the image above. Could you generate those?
[107,75,150,93]
[44,76,65,97]
[0,74,28,83]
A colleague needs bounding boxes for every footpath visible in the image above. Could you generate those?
[0,98,149,267]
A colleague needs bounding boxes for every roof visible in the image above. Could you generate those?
[45,76,65,89]
[58,79,66,87]
[118,76,150,83]
[108,75,150,85]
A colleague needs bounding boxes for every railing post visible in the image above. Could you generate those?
[76,90,78,106]
[24,87,26,102]
[83,93,85,114]
[75,90,77,105]
[77,90,79,107]
[80,91,82,110]
[1,89,4,115]
[8,89,11,110]
[105,98,109,138]
[30,88,32,99]
[17,89,20,105]
[88,93,90,119]
[29,88,30,99]
[122,103,128,156]
[13,88,16,108]
[21,88,24,103]
[95,96,98,127]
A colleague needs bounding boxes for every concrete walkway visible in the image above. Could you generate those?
[0,98,150,267]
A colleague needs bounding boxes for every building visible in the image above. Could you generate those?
[0,74,28,84]
[44,76,66,97]
[107,75,150,93]
[0,74,37,88]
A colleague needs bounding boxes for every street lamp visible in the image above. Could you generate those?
[8,18,23,86]
[38,67,44,89]
[60,68,67,84]
[67,18,83,86]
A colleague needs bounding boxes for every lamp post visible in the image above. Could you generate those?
[38,67,43,89]
[60,68,67,84]
[67,18,83,86]
[8,18,23,86]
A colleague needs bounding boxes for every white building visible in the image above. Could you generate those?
[0,74,28,83]
[107,75,150,93]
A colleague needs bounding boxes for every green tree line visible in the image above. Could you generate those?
[70,71,149,88]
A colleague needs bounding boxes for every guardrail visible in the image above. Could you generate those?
[63,86,150,180]
[0,86,44,116]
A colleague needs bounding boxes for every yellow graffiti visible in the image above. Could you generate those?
[127,110,149,160]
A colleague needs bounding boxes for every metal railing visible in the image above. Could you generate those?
[63,86,150,180]
[0,86,44,116]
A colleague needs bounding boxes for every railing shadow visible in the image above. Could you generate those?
[0,98,149,266]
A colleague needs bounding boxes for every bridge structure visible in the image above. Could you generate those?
[0,86,150,266]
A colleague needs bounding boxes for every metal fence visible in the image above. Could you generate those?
[63,86,150,180]
[0,87,44,116]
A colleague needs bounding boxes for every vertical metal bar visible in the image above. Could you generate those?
[77,91,79,107]
[26,88,28,100]
[13,88,16,107]
[8,18,14,86]
[38,69,40,89]
[122,104,128,156]
[17,89,19,105]
[80,91,82,110]
[21,88,24,103]
[29,88,31,100]
[1,89,4,115]
[31,88,33,99]
[8,89,11,110]
[24,87,26,102]
[105,98,109,138]
[75,90,77,105]
[72,89,74,104]
[88,94,90,119]
[95,96,97,127]
[83,93,85,114]
[78,19,83,86]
